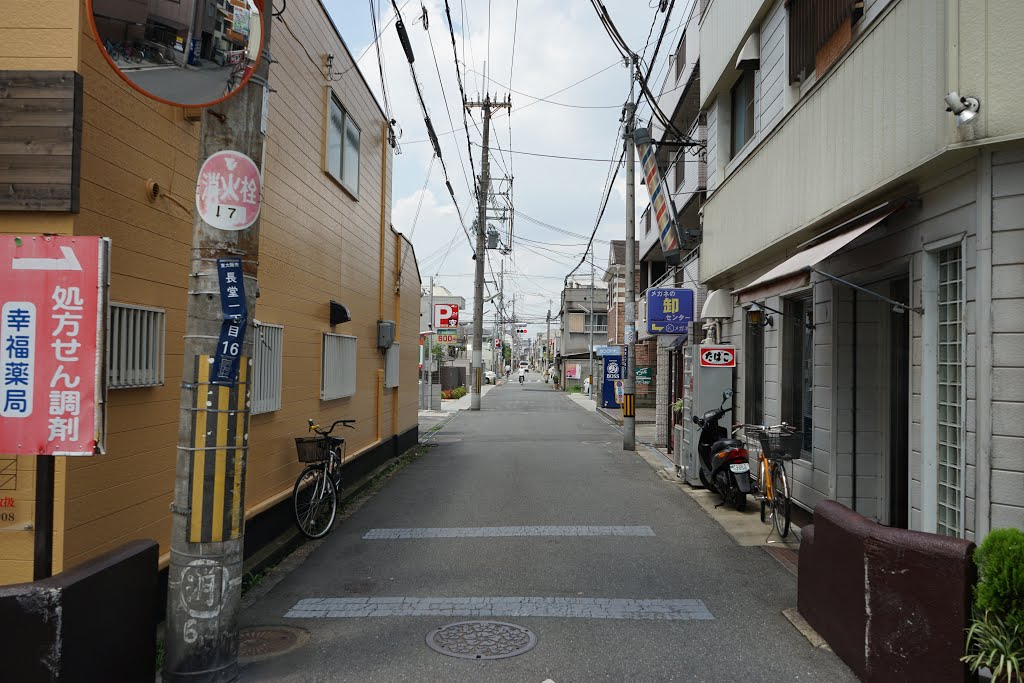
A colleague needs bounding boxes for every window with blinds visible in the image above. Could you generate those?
[321,333,357,400]
[107,303,165,389]
[567,313,585,333]
[936,246,964,537]
[384,343,401,388]
[252,323,283,415]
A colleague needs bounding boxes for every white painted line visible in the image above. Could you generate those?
[362,525,656,539]
[285,597,713,620]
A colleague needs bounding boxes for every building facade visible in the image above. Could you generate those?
[697,0,1024,538]
[557,282,608,390]
[0,0,420,584]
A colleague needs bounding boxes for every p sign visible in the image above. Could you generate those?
[434,304,459,328]
[698,346,736,367]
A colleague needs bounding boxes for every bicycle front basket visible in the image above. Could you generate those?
[758,430,804,460]
[295,437,331,463]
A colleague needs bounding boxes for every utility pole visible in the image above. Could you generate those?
[466,94,510,409]
[164,4,273,680]
[623,57,637,451]
[499,260,504,376]
[428,276,434,405]
[546,302,551,368]
[589,245,595,395]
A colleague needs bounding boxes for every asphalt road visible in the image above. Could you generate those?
[240,377,854,682]
[124,62,235,105]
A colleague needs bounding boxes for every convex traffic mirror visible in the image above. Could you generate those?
[87,0,263,108]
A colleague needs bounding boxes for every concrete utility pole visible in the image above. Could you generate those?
[546,303,551,367]
[164,4,272,679]
[499,260,504,374]
[466,94,510,409]
[428,276,434,401]
[623,57,637,451]
[589,245,595,394]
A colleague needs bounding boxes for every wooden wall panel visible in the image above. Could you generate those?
[0,71,82,211]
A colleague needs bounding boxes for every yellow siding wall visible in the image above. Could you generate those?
[0,0,418,583]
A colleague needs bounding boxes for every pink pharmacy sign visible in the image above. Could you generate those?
[195,150,262,231]
[0,236,108,455]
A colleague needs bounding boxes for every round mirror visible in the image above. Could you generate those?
[87,0,263,108]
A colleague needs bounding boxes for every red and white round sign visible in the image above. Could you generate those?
[699,346,736,367]
[195,150,262,231]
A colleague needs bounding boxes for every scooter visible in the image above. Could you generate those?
[692,389,752,511]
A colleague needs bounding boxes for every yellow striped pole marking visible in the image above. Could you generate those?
[231,359,248,539]
[211,383,230,542]
[189,357,210,542]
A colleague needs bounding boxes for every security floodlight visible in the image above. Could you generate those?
[944,91,980,127]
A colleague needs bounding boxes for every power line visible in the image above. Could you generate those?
[443,1,479,196]
[461,64,623,110]
[425,10,474,198]
[473,140,635,163]
[515,209,611,244]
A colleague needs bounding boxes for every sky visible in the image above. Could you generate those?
[321,0,691,334]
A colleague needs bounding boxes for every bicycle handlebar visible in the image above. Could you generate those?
[307,418,356,435]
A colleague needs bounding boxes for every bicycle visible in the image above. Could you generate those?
[745,423,802,538]
[292,417,355,539]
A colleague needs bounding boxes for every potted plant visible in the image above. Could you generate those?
[963,528,1024,682]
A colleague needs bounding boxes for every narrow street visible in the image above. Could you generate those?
[240,378,854,681]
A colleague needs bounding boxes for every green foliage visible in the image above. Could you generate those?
[671,398,685,414]
[974,528,1024,629]
[962,611,1024,681]
[442,386,467,400]
[568,384,582,394]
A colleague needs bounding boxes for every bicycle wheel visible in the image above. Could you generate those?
[771,463,791,538]
[758,457,771,524]
[292,465,338,539]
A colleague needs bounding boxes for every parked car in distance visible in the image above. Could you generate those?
[484,370,497,384]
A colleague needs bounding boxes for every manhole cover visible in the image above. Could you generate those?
[238,626,309,661]
[426,621,537,660]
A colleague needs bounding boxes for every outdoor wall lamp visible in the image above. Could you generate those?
[745,302,774,328]
[945,92,980,127]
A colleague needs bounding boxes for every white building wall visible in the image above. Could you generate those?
[705,100,718,191]
[757,0,786,133]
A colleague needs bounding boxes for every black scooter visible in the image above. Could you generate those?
[692,389,752,510]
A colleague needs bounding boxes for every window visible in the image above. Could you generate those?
[107,303,165,389]
[781,295,813,457]
[744,315,765,425]
[674,32,687,81]
[730,70,755,158]
[384,343,401,388]
[252,323,283,414]
[936,246,964,537]
[321,333,357,400]
[674,153,685,191]
[567,313,585,333]
[787,0,857,83]
[326,91,360,195]
[586,314,608,334]
[644,208,651,235]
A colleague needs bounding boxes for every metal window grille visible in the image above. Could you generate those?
[786,0,855,83]
[384,342,401,388]
[107,303,165,389]
[321,333,357,400]
[936,245,964,537]
[252,323,283,414]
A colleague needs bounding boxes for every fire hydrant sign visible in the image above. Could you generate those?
[698,346,736,368]
[0,236,108,456]
[196,150,262,231]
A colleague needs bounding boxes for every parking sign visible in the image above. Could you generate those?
[434,304,459,328]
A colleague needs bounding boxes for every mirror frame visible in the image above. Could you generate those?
[85,0,265,109]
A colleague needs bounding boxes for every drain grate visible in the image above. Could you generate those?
[238,626,309,661]
[426,621,537,660]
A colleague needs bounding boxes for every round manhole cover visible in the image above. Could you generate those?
[426,621,537,660]
[238,626,309,661]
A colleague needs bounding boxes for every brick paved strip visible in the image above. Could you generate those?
[285,597,712,620]
[362,526,656,539]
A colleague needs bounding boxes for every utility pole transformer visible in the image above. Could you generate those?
[466,94,510,409]
[623,58,637,451]
[164,2,273,679]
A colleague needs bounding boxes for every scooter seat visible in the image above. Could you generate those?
[710,438,743,454]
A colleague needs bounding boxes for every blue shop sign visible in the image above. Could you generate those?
[647,288,694,335]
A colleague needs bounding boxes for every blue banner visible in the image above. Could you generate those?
[211,258,247,385]
[647,288,694,335]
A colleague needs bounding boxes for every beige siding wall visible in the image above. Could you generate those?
[0,0,418,584]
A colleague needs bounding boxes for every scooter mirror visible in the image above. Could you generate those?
[723,389,734,400]
[691,415,700,425]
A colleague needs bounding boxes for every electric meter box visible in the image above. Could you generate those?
[678,343,736,487]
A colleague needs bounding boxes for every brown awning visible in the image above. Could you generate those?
[734,207,898,303]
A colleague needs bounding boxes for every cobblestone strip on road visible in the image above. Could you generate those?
[285,597,713,620]
[362,525,656,539]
